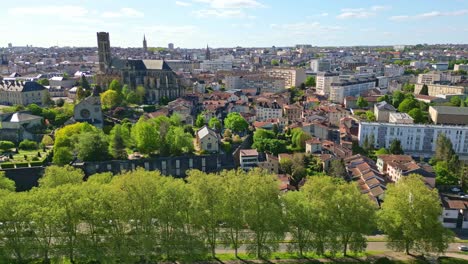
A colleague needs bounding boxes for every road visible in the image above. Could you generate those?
[215,241,468,259]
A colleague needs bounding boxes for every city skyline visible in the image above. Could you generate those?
[1,0,468,48]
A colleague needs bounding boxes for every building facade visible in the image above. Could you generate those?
[316,72,339,96]
[329,78,376,103]
[0,80,48,106]
[265,68,306,88]
[359,122,468,158]
[429,106,468,125]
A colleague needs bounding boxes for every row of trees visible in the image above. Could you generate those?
[100,79,146,109]
[0,168,452,263]
[52,114,194,164]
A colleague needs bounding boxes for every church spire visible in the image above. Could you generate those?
[143,34,148,52]
[205,44,211,60]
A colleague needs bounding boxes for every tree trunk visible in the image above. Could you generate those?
[405,241,410,255]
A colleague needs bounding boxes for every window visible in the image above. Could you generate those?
[207,143,212,149]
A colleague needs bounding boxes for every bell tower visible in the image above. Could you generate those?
[97,32,111,72]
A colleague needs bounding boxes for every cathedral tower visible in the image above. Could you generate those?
[97,32,111,72]
[143,34,148,52]
[205,44,211,60]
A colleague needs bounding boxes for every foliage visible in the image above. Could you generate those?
[39,165,84,188]
[131,117,158,154]
[19,139,38,150]
[450,96,462,107]
[365,111,376,121]
[304,76,316,87]
[378,174,454,254]
[397,98,418,113]
[403,83,415,93]
[75,130,109,162]
[356,96,368,108]
[408,108,424,123]
[195,113,205,128]
[391,90,405,108]
[375,148,390,155]
[291,128,312,151]
[37,78,49,86]
[0,171,15,192]
[108,125,128,160]
[271,59,279,66]
[389,139,404,155]
[419,84,429,95]
[108,79,122,94]
[208,117,222,131]
[329,159,347,179]
[224,113,248,133]
[0,141,15,152]
[100,90,122,110]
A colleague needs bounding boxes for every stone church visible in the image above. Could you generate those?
[95,32,184,104]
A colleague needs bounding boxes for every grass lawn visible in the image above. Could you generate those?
[213,251,383,262]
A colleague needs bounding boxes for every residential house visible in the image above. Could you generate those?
[283,103,303,122]
[256,101,282,121]
[440,195,468,229]
[196,126,219,153]
[239,149,259,170]
[0,80,48,106]
[0,112,43,142]
[376,154,435,188]
[374,101,396,122]
[305,137,322,154]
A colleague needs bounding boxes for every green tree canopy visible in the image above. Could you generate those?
[100,90,122,110]
[378,174,453,254]
[224,113,248,133]
[356,96,369,108]
[39,165,84,188]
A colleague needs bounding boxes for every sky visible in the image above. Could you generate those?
[1,0,468,48]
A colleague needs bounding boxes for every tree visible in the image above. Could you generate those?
[378,174,453,255]
[100,90,122,110]
[375,148,390,155]
[56,98,65,107]
[76,86,86,101]
[434,133,456,164]
[39,165,84,188]
[109,125,128,160]
[75,130,109,161]
[291,128,312,151]
[0,171,15,192]
[329,159,347,179]
[305,76,316,87]
[398,98,418,113]
[243,169,284,258]
[208,117,222,131]
[283,191,313,257]
[408,108,424,123]
[195,114,205,128]
[79,75,90,90]
[125,91,140,104]
[271,59,279,66]
[356,96,369,108]
[52,147,73,165]
[366,111,376,121]
[389,139,404,155]
[419,84,429,95]
[450,96,462,107]
[403,83,415,93]
[165,126,194,155]
[0,141,15,152]
[108,79,122,94]
[37,78,49,86]
[279,153,306,184]
[392,90,405,108]
[187,170,224,258]
[132,117,158,154]
[224,113,248,133]
[136,85,146,104]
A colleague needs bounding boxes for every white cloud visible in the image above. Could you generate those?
[102,8,144,18]
[193,0,265,9]
[390,9,468,21]
[271,22,344,32]
[193,9,255,18]
[176,1,192,7]
[337,5,390,19]
[8,5,88,17]
[371,5,391,11]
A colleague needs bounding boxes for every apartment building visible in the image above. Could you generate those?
[200,60,233,72]
[310,59,331,73]
[359,122,468,158]
[388,112,414,124]
[283,103,303,121]
[265,68,306,88]
[239,149,259,170]
[414,83,467,96]
[329,78,376,103]
[417,72,462,85]
[316,72,339,96]
[454,64,468,71]
[256,101,283,121]
[242,75,286,93]
[0,80,48,106]
[429,106,468,125]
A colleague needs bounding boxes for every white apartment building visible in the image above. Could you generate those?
[239,149,259,170]
[359,122,468,158]
[200,60,233,72]
[316,72,339,96]
[265,68,306,88]
[410,61,428,69]
[417,72,461,84]
[310,59,331,73]
[255,101,283,121]
[329,78,376,103]
[414,83,467,96]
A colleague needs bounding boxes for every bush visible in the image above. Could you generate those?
[15,163,30,168]
[0,163,14,169]
[142,105,156,112]
[19,140,38,150]
[0,141,15,152]
[221,141,232,152]
[30,161,44,167]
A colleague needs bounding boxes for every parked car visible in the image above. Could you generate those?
[458,245,468,251]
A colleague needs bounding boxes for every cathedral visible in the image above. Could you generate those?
[95,32,184,104]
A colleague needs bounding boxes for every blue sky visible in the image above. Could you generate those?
[1,0,467,48]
